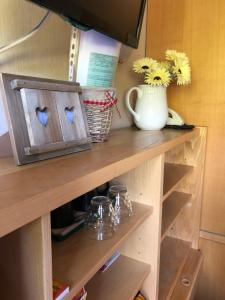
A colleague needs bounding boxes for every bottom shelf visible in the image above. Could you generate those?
[86,255,150,300]
[159,236,202,300]
[170,249,203,300]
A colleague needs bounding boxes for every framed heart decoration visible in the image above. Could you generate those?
[0,73,91,165]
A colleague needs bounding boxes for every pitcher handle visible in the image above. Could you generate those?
[126,87,142,122]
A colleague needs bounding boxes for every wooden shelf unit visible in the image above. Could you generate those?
[159,236,203,300]
[170,248,203,300]
[0,127,206,300]
[161,191,191,241]
[52,202,152,298]
[86,255,150,300]
[159,236,191,300]
[163,163,193,201]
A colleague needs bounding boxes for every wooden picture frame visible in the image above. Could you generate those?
[0,73,91,165]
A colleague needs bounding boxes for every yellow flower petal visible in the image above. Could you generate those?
[132,50,191,87]
[133,57,158,73]
[172,60,191,85]
[166,50,188,63]
[144,68,171,87]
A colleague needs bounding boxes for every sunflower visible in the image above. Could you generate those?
[165,49,188,63]
[145,68,171,87]
[172,60,191,85]
[133,57,158,73]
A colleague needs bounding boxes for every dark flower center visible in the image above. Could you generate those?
[178,69,182,74]
[142,65,149,70]
[154,76,161,80]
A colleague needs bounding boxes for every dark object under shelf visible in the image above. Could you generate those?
[72,182,110,211]
[164,124,195,130]
[51,202,74,228]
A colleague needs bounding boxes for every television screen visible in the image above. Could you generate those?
[29,0,146,48]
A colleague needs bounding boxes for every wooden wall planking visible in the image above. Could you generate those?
[196,238,225,300]
[147,0,225,235]
[147,0,225,298]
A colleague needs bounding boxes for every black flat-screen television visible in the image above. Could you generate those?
[29,0,146,49]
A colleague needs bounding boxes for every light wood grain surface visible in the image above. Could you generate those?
[163,163,193,200]
[0,215,52,300]
[196,238,225,300]
[170,249,203,300]
[117,155,164,299]
[86,255,150,300]
[161,191,190,241]
[147,1,225,297]
[159,236,191,300]
[0,126,204,300]
[0,128,198,237]
[147,0,225,234]
[200,230,225,245]
[52,202,152,299]
[165,128,207,249]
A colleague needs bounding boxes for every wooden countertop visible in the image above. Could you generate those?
[0,127,198,237]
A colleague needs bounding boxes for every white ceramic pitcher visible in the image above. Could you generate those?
[126,85,168,130]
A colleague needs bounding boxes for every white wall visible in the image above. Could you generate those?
[0,0,71,137]
[0,0,147,137]
[112,11,147,129]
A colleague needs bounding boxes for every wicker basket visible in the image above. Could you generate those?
[81,87,117,142]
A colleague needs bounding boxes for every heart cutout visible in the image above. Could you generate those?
[65,107,75,124]
[36,107,49,127]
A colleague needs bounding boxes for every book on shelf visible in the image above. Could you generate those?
[72,287,87,300]
[99,250,120,272]
[53,279,70,300]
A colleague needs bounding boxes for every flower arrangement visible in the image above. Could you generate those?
[133,50,191,87]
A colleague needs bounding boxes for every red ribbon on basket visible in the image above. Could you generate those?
[83,91,121,118]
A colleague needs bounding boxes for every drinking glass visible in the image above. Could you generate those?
[86,196,114,240]
[108,185,133,226]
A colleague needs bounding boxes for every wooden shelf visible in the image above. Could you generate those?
[163,163,193,200]
[0,125,206,300]
[159,236,191,300]
[86,255,150,300]
[161,191,191,241]
[170,249,203,300]
[52,202,152,298]
[0,128,198,237]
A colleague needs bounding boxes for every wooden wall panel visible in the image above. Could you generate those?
[147,0,225,298]
[196,238,225,300]
[147,0,225,235]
